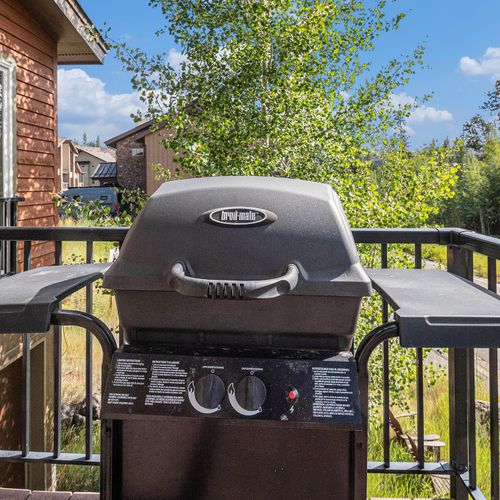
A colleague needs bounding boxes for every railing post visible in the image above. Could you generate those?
[1,197,22,276]
[447,245,473,500]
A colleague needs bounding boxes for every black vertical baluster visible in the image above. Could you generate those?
[488,257,499,500]
[55,240,62,267]
[415,243,425,467]
[23,241,32,272]
[86,241,94,459]
[415,243,422,269]
[381,243,388,322]
[381,243,390,467]
[53,319,61,459]
[22,333,31,457]
[9,199,19,275]
[447,245,473,500]
[416,348,425,468]
[4,201,10,275]
[467,349,477,490]
[0,202,5,275]
[467,348,477,490]
[53,245,62,458]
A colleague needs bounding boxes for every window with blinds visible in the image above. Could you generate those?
[0,54,16,201]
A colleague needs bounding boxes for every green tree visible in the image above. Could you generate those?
[482,135,500,234]
[481,79,500,120]
[442,151,488,232]
[463,114,492,152]
[439,135,500,234]
[108,0,456,225]
[107,0,459,413]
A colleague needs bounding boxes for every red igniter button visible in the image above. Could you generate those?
[287,388,298,402]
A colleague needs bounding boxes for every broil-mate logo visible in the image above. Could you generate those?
[207,207,276,227]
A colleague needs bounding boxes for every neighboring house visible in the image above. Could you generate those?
[105,121,179,195]
[58,138,83,190]
[0,0,106,491]
[76,145,116,187]
[0,0,106,267]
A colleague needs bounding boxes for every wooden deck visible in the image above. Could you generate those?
[0,489,98,499]
[1,492,450,500]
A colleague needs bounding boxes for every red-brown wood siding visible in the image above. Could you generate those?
[0,0,58,267]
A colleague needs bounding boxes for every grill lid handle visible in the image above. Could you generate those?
[169,262,299,300]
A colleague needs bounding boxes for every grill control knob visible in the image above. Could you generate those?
[235,376,267,412]
[189,374,225,413]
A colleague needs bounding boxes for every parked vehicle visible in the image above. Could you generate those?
[59,186,122,217]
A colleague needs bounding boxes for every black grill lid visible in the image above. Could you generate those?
[103,177,371,298]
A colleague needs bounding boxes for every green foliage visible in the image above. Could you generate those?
[108,1,429,180]
[106,0,459,225]
[440,135,500,234]
[57,188,149,227]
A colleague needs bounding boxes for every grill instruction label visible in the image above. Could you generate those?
[102,351,361,427]
[312,365,356,418]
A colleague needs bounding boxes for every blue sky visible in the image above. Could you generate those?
[58,0,500,148]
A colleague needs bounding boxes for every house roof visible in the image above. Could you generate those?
[18,0,107,64]
[91,162,117,180]
[76,145,116,163]
[58,137,78,154]
[105,120,154,149]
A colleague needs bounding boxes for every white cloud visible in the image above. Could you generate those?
[58,68,143,141]
[390,92,453,124]
[459,47,500,79]
[167,48,187,71]
[389,92,414,107]
[409,106,453,123]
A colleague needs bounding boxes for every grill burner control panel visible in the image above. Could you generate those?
[102,351,361,426]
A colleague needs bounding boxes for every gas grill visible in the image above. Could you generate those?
[103,176,371,350]
[101,176,372,499]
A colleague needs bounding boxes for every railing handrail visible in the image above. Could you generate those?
[0,226,129,242]
[1,226,499,259]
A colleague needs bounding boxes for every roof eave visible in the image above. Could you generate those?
[19,0,108,65]
[105,120,153,148]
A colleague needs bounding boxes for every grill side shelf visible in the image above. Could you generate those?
[367,268,500,348]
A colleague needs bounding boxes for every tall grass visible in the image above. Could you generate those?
[56,424,100,492]
[366,376,494,499]
[56,220,118,490]
[423,244,500,280]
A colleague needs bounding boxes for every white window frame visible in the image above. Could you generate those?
[0,53,17,199]
[131,147,144,157]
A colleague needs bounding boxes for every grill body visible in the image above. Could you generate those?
[118,420,362,500]
[102,177,371,500]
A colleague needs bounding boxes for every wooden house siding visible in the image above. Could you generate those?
[145,129,179,195]
[1,0,58,267]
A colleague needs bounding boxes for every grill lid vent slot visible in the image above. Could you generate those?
[207,282,245,300]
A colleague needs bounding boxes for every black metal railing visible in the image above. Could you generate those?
[0,197,23,276]
[0,225,498,498]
